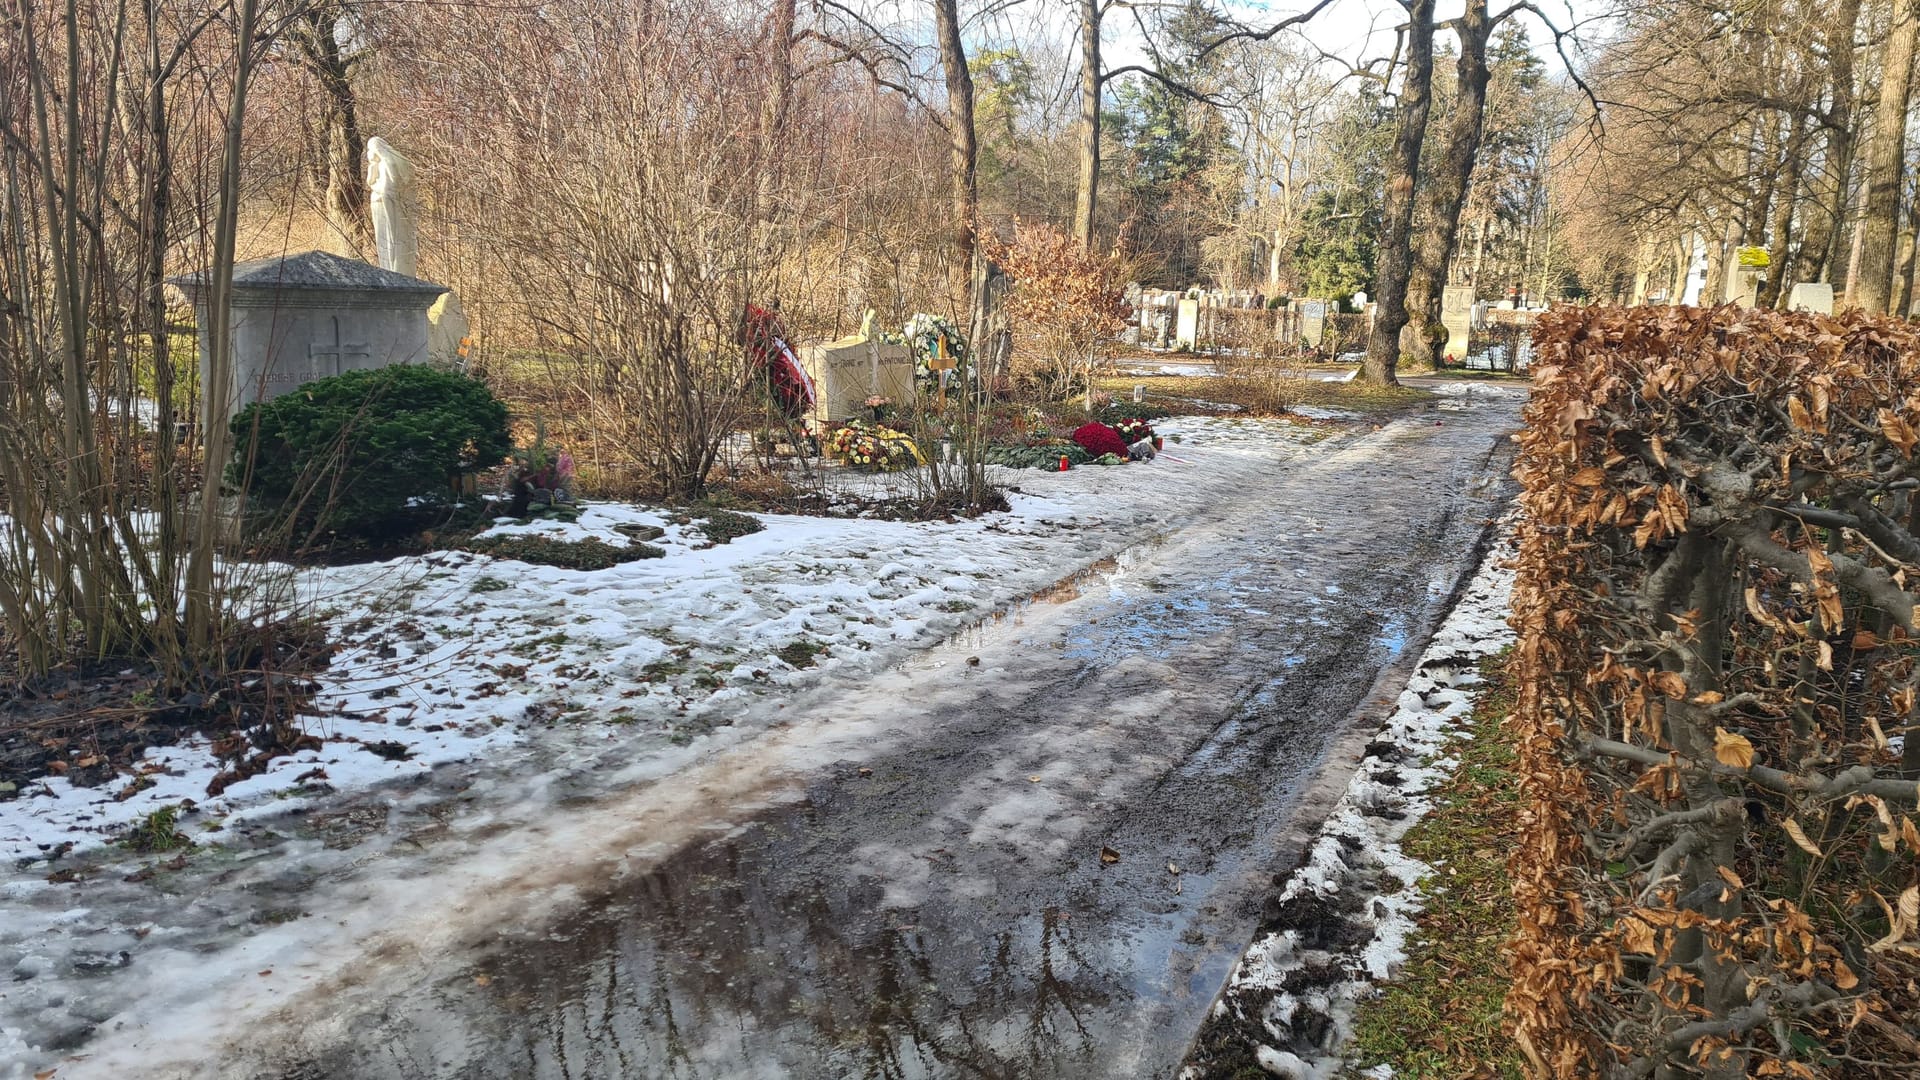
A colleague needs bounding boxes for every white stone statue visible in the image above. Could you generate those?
[366,136,418,277]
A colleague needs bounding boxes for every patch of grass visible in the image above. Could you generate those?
[1293,377,1431,415]
[463,534,664,569]
[469,575,511,593]
[641,658,688,682]
[121,806,193,854]
[510,632,570,658]
[692,508,765,545]
[1425,367,1532,382]
[775,639,827,669]
[1342,650,1525,1080]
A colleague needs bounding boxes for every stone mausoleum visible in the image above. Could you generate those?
[172,250,448,417]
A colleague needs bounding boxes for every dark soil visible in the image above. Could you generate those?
[0,624,333,817]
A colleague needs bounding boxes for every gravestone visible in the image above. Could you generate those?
[1786,282,1834,314]
[172,250,448,417]
[1174,298,1201,349]
[1298,299,1329,347]
[800,332,916,424]
[1440,285,1476,362]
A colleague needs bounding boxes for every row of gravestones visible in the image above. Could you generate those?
[1128,277,1839,364]
[1126,287,1360,350]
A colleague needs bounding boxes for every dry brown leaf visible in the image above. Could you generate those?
[1783,818,1823,858]
[1832,958,1859,990]
[1713,728,1755,769]
[1099,846,1120,865]
[1715,865,1743,889]
[1621,916,1656,955]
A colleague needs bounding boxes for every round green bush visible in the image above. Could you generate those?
[229,364,512,540]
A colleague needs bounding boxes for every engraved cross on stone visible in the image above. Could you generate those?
[308,315,371,377]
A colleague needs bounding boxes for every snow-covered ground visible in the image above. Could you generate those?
[0,415,1339,865]
[1185,529,1517,1079]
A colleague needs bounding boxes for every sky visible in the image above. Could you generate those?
[1083,0,1622,79]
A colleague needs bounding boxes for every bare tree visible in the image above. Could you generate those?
[1362,0,1436,385]
[288,0,371,255]
[1852,0,1918,312]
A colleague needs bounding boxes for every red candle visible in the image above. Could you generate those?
[1059,454,1070,472]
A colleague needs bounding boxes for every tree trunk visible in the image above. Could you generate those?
[1362,0,1438,386]
[1760,116,1808,308]
[755,0,796,249]
[1072,0,1100,250]
[1793,0,1863,294]
[1405,0,1493,367]
[1702,218,1734,304]
[1895,226,1917,314]
[1896,179,1920,312]
[294,3,370,256]
[1852,0,1918,313]
[932,0,977,315]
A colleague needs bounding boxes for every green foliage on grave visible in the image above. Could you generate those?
[462,534,664,569]
[691,509,765,545]
[229,364,512,540]
[984,441,1094,470]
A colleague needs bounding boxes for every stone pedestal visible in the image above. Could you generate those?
[172,250,448,419]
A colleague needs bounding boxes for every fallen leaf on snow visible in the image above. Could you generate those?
[1099,846,1120,865]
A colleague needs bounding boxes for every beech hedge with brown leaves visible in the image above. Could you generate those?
[1507,306,1920,1079]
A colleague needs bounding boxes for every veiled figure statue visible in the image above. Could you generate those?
[365,136,418,277]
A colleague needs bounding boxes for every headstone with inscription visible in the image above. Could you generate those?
[1298,299,1329,348]
[1440,284,1476,362]
[172,250,448,417]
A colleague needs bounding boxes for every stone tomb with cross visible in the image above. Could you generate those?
[172,250,448,417]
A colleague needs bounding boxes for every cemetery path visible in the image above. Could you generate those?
[75,389,1525,1080]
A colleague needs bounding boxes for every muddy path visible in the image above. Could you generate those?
[59,393,1523,1080]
